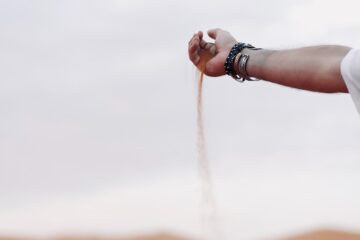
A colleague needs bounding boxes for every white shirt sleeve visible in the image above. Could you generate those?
[341,48,360,114]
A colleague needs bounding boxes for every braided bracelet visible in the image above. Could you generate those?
[224,42,259,81]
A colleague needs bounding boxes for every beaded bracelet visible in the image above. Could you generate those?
[224,42,256,80]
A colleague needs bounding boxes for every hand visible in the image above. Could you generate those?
[188,28,237,77]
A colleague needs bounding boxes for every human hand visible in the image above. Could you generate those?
[188,28,237,76]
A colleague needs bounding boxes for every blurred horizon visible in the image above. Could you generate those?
[3,228,360,240]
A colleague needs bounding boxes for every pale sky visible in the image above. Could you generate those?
[0,0,360,239]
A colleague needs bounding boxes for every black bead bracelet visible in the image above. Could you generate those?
[224,42,257,80]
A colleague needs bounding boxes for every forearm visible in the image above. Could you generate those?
[244,45,352,93]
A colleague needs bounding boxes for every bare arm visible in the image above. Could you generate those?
[188,29,351,93]
[244,46,351,93]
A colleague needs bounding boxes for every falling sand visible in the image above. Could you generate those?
[196,50,222,240]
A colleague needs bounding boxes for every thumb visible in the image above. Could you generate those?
[207,28,222,40]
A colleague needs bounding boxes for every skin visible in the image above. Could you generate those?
[188,28,352,93]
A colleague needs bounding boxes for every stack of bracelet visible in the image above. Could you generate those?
[224,42,260,82]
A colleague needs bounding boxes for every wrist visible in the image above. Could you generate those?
[241,48,260,79]
[231,48,264,81]
[240,49,275,80]
[224,43,258,81]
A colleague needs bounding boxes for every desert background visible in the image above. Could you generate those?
[2,229,360,240]
[1,0,360,240]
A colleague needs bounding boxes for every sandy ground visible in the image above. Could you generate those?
[2,229,360,240]
[283,229,360,240]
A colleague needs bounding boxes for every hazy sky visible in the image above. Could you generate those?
[0,0,360,239]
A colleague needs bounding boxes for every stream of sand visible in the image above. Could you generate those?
[196,50,222,240]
